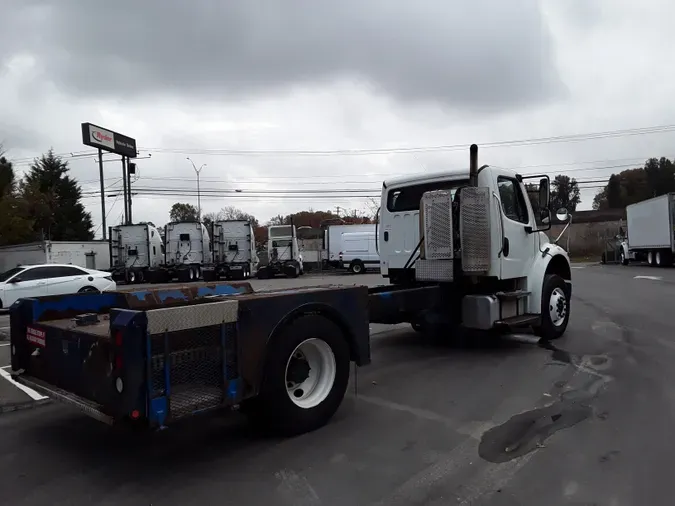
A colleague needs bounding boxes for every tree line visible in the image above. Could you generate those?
[0,149,94,246]
[168,202,373,247]
[592,157,675,210]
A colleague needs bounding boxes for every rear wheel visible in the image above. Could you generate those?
[534,274,569,341]
[350,261,364,274]
[648,251,655,266]
[127,271,136,284]
[245,315,350,436]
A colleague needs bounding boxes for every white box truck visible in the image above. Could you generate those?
[207,220,259,280]
[325,224,379,274]
[619,193,675,267]
[257,224,304,278]
[109,223,165,283]
[163,222,213,282]
[0,240,110,273]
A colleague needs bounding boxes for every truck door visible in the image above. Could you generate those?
[492,169,537,280]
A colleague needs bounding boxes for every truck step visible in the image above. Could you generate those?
[495,290,531,301]
[495,314,540,328]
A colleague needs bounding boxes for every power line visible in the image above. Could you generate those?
[8,123,675,165]
[137,124,675,157]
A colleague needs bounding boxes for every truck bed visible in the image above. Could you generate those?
[10,281,370,428]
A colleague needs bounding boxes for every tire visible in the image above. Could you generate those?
[78,286,100,294]
[656,250,670,267]
[648,251,655,266]
[246,315,350,436]
[620,250,628,266]
[188,267,195,281]
[349,261,365,274]
[534,274,570,341]
[127,271,136,284]
[257,267,269,279]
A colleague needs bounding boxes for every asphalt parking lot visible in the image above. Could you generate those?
[3,263,675,505]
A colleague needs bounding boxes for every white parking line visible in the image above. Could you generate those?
[0,343,10,347]
[0,367,48,401]
[634,275,663,281]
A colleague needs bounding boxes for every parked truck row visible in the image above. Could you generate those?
[110,220,273,284]
[10,144,573,437]
[109,219,380,284]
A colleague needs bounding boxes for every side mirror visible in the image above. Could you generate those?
[538,178,550,208]
[556,208,570,222]
[10,277,22,283]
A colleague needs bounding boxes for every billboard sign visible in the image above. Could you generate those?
[81,122,137,158]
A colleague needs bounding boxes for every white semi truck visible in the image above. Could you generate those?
[207,220,259,280]
[257,224,304,279]
[109,224,164,283]
[162,222,213,282]
[9,144,573,439]
[374,144,573,340]
[618,193,675,267]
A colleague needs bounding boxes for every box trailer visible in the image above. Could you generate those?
[109,223,164,284]
[0,241,110,273]
[325,224,379,274]
[619,193,675,266]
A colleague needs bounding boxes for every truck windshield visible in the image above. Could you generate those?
[0,267,25,282]
[270,226,293,238]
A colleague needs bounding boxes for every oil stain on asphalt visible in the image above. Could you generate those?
[478,339,608,464]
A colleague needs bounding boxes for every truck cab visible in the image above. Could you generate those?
[257,225,304,278]
[164,222,212,281]
[375,147,572,340]
[109,223,164,283]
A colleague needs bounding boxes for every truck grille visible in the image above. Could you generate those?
[149,322,238,420]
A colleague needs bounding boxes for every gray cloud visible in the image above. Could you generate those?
[3,0,563,111]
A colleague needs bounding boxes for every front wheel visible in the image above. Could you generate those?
[245,315,350,436]
[534,274,570,341]
[78,286,100,294]
[620,250,628,266]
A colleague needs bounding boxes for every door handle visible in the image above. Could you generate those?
[503,237,510,257]
[384,231,389,242]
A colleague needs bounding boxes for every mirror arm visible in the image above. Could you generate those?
[554,215,573,244]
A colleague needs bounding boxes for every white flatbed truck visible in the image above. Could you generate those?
[9,145,572,437]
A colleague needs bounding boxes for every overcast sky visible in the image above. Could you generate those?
[2,0,674,237]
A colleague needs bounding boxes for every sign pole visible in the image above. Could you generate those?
[121,155,128,225]
[98,148,106,240]
[127,159,133,224]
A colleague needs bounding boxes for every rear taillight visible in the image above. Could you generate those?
[104,276,113,281]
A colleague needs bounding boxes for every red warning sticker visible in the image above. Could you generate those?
[26,326,46,347]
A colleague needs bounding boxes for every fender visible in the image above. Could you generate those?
[526,240,572,314]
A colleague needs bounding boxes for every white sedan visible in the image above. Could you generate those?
[0,264,117,309]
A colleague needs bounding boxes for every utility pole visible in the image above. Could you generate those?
[186,157,206,221]
[127,162,136,224]
[121,156,128,224]
[97,148,106,240]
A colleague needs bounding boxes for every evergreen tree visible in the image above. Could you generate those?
[21,149,94,241]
